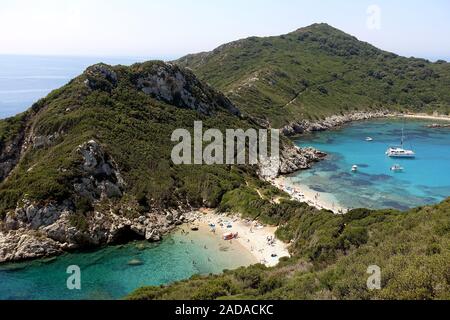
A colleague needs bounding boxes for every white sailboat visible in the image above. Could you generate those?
[386,126,415,158]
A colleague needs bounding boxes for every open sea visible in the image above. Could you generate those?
[0,55,154,119]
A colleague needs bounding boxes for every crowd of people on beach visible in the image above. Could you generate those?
[178,210,290,267]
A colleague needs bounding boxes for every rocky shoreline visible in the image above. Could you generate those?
[0,139,189,264]
[0,204,189,264]
[281,110,393,136]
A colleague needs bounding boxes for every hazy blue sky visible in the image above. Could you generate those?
[0,0,449,60]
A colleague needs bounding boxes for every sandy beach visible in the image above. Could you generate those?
[186,210,290,267]
[401,114,450,122]
[272,176,348,214]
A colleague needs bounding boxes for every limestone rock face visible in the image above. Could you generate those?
[0,139,184,263]
[32,132,60,149]
[279,146,327,174]
[12,200,72,230]
[73,140,126,201]
[85,63,118,92]
[0,202,181,263]
[133,62,241,116]
[258,144,327,179]
[0,231,63,263]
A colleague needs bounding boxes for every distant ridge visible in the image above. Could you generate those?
[176,23,450,127]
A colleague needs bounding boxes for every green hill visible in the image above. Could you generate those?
[0,61,249,214]
[176,23,450,127]
[0,61,290,261]
[128,197,450,300]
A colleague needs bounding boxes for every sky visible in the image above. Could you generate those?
[0,0,449,61]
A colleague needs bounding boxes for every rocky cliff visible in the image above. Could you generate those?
[0,139,187,263]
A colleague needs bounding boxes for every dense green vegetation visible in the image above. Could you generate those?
[0,112,28,146]
[176,23,450,127]
[128,198,450,300]
[0,61,261,217]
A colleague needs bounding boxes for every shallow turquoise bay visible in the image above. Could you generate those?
[292,118,450,210]
[0,227,254,300]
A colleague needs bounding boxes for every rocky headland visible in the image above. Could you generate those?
[281,111,392,136]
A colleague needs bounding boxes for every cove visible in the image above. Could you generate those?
[291,118,450,210]
[0,226,255,300]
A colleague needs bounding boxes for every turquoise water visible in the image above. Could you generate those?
[293,119,450,210]
[0,227,254,300]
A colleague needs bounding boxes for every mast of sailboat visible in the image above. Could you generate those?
[401,126,404,147]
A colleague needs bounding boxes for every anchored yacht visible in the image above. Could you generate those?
[386,127,415,158]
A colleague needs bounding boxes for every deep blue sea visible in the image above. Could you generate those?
[0,55,153,119]
[293,119,450,210]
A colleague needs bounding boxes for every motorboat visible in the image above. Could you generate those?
[366,137,374,142]
[390,164,404,172]
[351,165,358,172]
[386,147,415,158]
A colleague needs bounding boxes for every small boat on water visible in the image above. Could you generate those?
[390,164,404,172]
[351,165,358,172]
[366,137,374,142]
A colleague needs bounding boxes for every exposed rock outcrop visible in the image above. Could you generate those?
[132,62,241,116]
[258,144,327,179]
[84,63,118,92]
[0,231,63,262]
[73,140,126,201]
[0,197,187,263]
[31,132,61,149]
[0,139,187,263]
[281,111,392,136]
[0,132,24,182]
[279,146,327,174]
